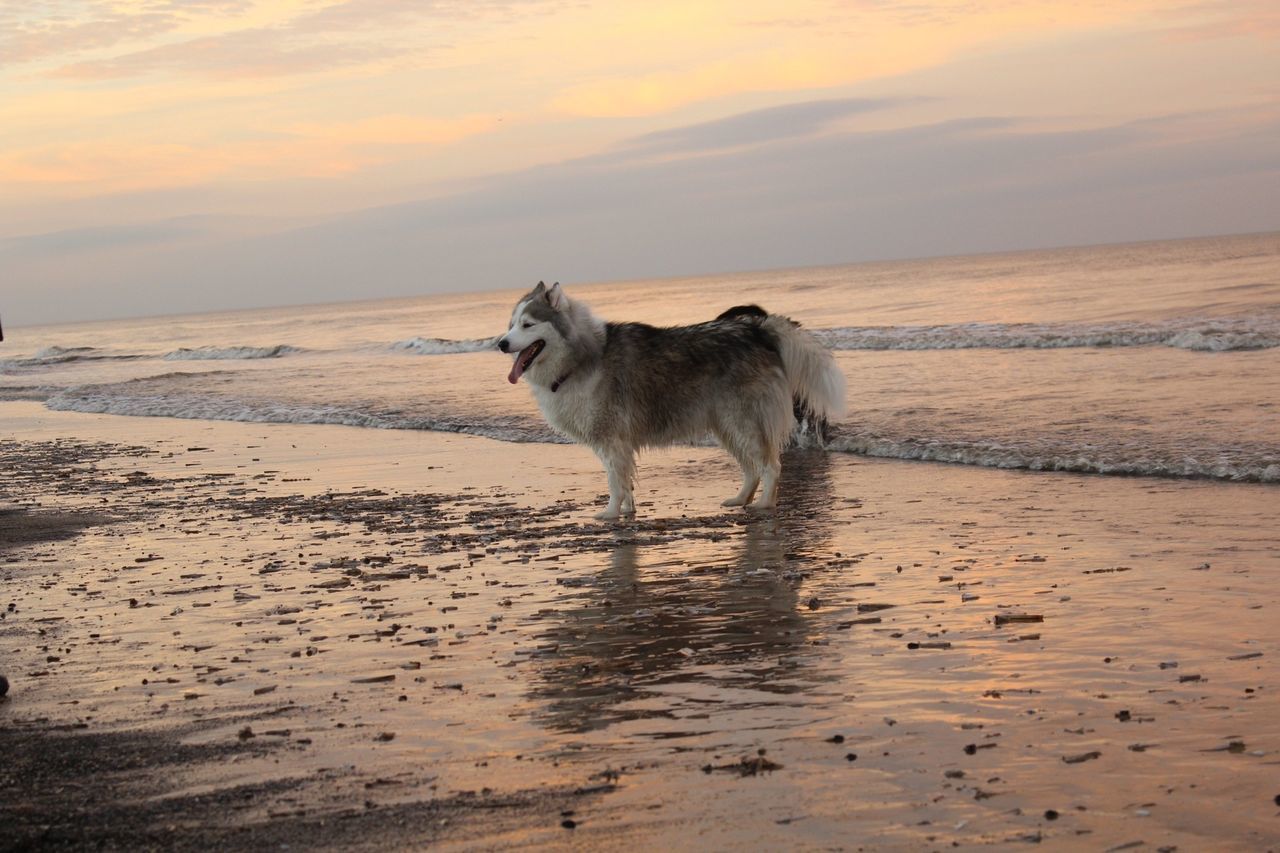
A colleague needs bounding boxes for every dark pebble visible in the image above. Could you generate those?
[1044,809,1059,820]
[561,819,577,830]
[827,734,845,743]
[964,744,977,755]
[845,753,857,762]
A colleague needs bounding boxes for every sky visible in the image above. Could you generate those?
[2,0,1279,325]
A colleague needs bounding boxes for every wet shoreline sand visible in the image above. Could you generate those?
[2,402,1278,850]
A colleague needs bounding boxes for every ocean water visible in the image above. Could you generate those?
[3,231,1278,483]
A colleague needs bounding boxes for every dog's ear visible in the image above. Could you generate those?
[531,281,546,298]
[546,282,564,310]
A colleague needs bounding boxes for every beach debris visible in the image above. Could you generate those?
[702,751,782,776]
[964,743,997,755]
[1043,809,1059,820]
[1227,651,1262,661]
[826,734,845,744]
[375,732,395,742]
[351,674,396,684]
[311,578,351,590]
[1061,751,1101,764]
[835,617,881,628]
[1201,740,1246,753]
[856,603,896,613]
[994,613,1043,626]
[907,641,952,650]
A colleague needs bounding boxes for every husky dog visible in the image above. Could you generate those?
[499,282,845,520]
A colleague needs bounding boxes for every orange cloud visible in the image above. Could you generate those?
[546,0,1181,118]
[0,111,501,193]
[287,114,500,147]
[552,48,934,118]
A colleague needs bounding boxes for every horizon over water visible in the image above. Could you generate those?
[3,230,1278,484]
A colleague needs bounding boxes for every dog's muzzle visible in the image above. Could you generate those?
[497,337,510,353]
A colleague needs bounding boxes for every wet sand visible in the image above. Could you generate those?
[1,401,1278,851]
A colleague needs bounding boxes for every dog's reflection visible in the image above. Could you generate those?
[523,450,837,734]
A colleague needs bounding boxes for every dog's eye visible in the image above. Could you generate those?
[522,321,533,329]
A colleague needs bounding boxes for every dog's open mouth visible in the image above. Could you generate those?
[507,339,545,384]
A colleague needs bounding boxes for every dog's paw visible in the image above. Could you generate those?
[747,500,776,512]
[594,509,622,521]
[721,497,749,507]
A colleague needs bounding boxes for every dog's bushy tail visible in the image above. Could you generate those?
[764,314,846,447]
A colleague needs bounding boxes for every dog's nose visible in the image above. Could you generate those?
[497,337,509,353]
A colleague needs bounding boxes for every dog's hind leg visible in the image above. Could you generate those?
[747,396,790,511]
[715,428,760,507]
[749,449,782,510]
[722,459,759,507]
[595,447,636,521]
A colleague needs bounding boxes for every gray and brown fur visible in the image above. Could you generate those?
[499,282,845,519]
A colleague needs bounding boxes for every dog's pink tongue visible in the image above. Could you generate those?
[507,343,537,384]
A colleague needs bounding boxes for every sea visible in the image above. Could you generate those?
[3,231,1278,484]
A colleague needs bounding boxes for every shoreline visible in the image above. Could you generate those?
[2,403,1278,849]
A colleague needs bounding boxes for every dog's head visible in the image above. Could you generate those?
[498,281,565,385]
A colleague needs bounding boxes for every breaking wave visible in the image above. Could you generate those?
[390,336,496,355]
[45,382,562,445]
[163,344,303,360]
[813,316,1280,352]
[1,345,147,371]
[0,385,52,402]
[823,430,1279,484]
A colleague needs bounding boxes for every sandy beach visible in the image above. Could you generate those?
[2,401,1278,850]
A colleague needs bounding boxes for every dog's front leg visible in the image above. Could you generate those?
[594,447,636,521]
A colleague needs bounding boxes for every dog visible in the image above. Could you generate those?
[498,282,845,520]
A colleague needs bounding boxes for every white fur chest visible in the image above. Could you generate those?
[530,377,599,446]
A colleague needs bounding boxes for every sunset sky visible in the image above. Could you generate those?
[3,0,1279,323]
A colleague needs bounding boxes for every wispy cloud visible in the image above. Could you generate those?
[617,96,919,157]
[43,0,553,80]
[0,4,177,67]
[52,25,401,80]
[0,110,501,192]
[0,219,203,256]
[1160,0,1280,41]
